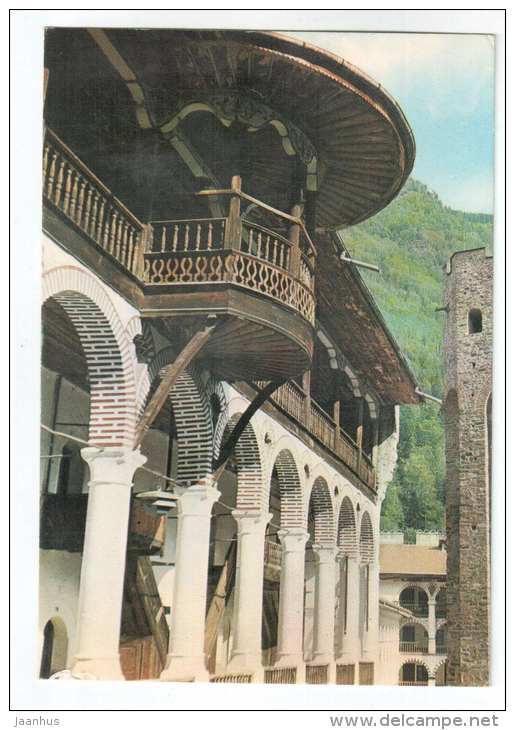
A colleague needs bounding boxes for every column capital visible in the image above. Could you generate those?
[278,527,309,552]
[232,510,271,534]
[312,544,338,563]
[80,446,146,483]
[175,483,220,516]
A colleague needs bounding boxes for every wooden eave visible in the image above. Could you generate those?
[315,231,421,405]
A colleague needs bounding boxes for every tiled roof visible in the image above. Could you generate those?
[380,544,447,577]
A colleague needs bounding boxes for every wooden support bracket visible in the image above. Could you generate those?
[133,324,217,449]
[212,380,284,479]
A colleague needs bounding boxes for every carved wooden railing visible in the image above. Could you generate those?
[398,602,429,617]
[263,540,282,582]
[144,247,315,325]
[399,681,428,686]
[255,381,376,491]
[306,664,328,684]
[399,641,428,654]
[336,663,355,685]
[43,129,147,276]
[210,673,253,683]
[264,667,297,684]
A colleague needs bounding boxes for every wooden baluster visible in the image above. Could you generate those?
[196,223,201,251]
[257,231,263,260]
[127,227,135,271]
[69,172,79,221]
[161,226,167,252]
[62,166,73,215]
[272,239,278,267]
[96,197,106,247]
[54,158,65,207]
[89,192,99,238]
[184,223,190,251]
[43,144,50,185]
[248,227,253,256]
[114,215,124,259]
[219,220,225,250]
[109,210,118,254]
[46,151,57,199]
[75,177,86,227]
[207,222,213,250]
[172,224,178,252]
[120,221,129,265]
[83,185,93,233]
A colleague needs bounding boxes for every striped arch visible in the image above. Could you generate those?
[337,496,358,558]
[308,476,335,546]
[359,511,375,564]
[221,413,264,512]
[399,659,431,678]
[42,266,137,447]
[142,347,213,486]
[272,449,305,529]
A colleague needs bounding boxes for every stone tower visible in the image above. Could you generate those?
[442,247,493,686]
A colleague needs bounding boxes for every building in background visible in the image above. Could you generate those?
[377,531,447,686]
[40,28,422,684]
[442,248,493,686]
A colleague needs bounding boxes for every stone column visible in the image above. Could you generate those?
[362,561,380,661]
[276,528,309,677]
[161,482,220,682]
[427,598,437,654]
[428,676,436,687]
[311,545,337,682]
[228,510,271,676]
[71,446,146,680]
[337,556,360,661]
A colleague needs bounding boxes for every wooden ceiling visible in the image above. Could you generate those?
[44,28,415,230]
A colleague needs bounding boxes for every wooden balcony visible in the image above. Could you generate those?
[399,641,428,654]
[255,380,376,491]
[43,129,315,382]
[40,494,165,554]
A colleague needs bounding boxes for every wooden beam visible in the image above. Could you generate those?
[133,324,217,448]
[212,380,284,476]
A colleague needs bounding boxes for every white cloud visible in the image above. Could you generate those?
[290,32,494,118]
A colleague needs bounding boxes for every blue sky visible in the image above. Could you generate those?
[291,32,495,214]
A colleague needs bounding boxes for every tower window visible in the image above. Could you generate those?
[468,309,482,334]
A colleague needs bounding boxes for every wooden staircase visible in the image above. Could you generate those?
[120,555,170,680]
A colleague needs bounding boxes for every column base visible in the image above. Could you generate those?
[71,654,125,680]
[275,654,305,683]
[227,652,263,678]
[160,655,209,682]
[310,656,336,683]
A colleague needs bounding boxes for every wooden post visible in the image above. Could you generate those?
[333,400,341,449]
[303,370,311,428]
[224,175,242,250]
[356,399,364,471]
[288,203,302,278]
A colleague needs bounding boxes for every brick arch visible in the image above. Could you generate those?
[399,659,430,680]
[337,496,358,558]
[220,413,264,512]
[359,511,375,564]
[142,348,213,486]
[398,583,430,602]
[307,476,335,546]
[271,449,305,529]
[42,266,137,447]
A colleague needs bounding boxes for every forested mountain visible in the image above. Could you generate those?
[344,179,493,535]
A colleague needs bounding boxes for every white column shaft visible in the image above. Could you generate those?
[312,546,337,662]
[72,447,146,680]
[338,556,360,660]
[428,599,437,654]
[229,511,270,671]
[276,529,309,667]
[161,483,220,681]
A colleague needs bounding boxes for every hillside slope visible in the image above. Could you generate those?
[344,179,493,534]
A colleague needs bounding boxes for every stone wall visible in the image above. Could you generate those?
[442,247,492,686]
